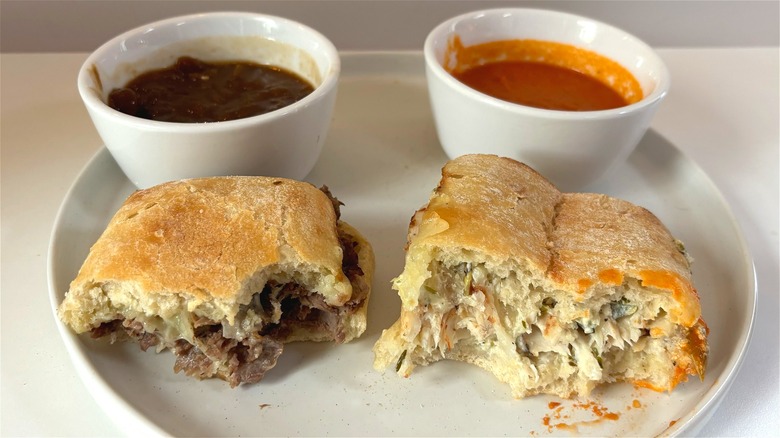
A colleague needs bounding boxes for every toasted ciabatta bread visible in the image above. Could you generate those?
[58,176,374,386]
[373,154,707,398]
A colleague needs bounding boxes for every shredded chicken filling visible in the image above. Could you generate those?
[403,261,679,386]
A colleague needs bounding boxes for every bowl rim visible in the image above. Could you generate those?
[423,7,670,120]
[77,11,341,132]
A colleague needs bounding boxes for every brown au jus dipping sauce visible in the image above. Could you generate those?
[108,56,315,123]
[445,37,643,111]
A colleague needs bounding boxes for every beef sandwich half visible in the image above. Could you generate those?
[58,176,374,387]
[373,154,708,398]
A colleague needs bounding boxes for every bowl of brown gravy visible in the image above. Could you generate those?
[424,8,670,190]
[78,12,340,189]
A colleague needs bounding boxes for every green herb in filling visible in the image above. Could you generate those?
[396,350,408,372]
[610,297,638,319]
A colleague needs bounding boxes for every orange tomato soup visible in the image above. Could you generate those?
[444,36,643,111]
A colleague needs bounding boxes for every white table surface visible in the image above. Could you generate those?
[1,49,778,437]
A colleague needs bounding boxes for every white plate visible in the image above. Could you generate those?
[48,52,755,437]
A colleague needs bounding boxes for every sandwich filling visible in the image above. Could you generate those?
[395,260,707,395]
[88,227,366,387]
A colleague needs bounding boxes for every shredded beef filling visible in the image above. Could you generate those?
[123,319,160,351]
[319,185,343,219]
[90,320,122,339]
[88,195,367,386]
[339,228,364,280]
[172,326,284,387]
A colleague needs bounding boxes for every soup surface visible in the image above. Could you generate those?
[453,61,629,111]
[444,37,643,111]
[108,56,314,123]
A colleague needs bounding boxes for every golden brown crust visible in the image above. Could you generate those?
[408,154,699,324]
[59,176,372,338]
[72,176,349,305]
[549,193,700,325]
[415,154,562,274]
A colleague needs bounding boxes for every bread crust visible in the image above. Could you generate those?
[549,193,700,325]
[78,176,347,301]
[398,154,699,322]
[420,155,561,274]
[59,176,373,344]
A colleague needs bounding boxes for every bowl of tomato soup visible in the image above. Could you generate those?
[78,12,340,189]
[424,8,669,190]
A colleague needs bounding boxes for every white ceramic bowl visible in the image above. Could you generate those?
[424,8,670,190]
[78,12,340,189]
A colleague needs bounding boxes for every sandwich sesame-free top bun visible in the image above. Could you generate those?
[58,176,374,387]
[373,154,707,398]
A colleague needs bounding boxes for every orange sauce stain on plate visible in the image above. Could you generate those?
[444,36,643,111]
[539,399,622,434]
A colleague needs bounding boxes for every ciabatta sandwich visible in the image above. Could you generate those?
[373,154,707,398]
[58,176,373,386]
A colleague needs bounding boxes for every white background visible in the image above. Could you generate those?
[1,0,778,51]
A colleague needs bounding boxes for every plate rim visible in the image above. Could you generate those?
[648,136,758,435]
